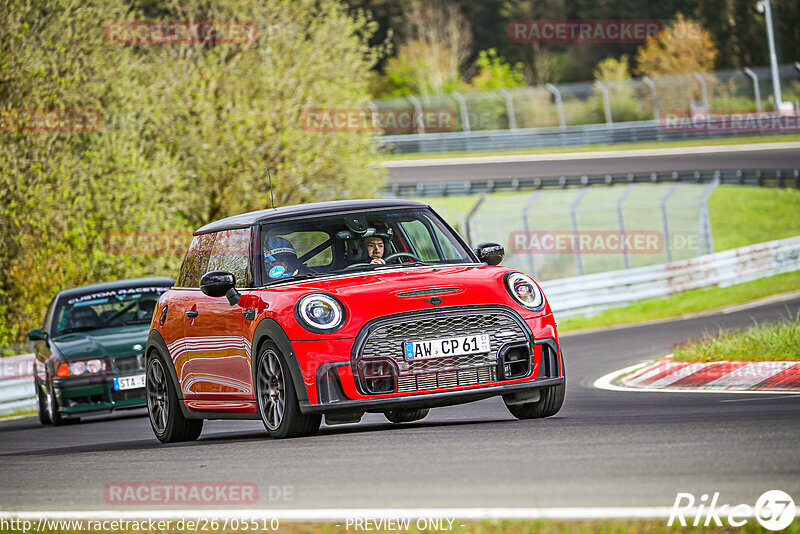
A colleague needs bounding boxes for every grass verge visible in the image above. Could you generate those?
[378,133,800,161]
[558,270,800,332]
[673,315,800,362]
[0,409,35,420]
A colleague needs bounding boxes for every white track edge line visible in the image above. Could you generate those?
[381,141,800,167]
[593,357,800,395]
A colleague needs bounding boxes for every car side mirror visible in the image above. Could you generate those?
[474,242,504,266]
[200,271,241,305]
[28,328,47,341]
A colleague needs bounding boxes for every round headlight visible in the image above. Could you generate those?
[505,272,544,310]
[70,361,86,376]
[85,359,104,374]
[296,294,345,332]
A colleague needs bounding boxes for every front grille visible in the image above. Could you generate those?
[111,388,145,403]
[113,354,144,373]
[353,306,530,394]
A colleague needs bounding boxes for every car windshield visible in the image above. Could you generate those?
[52,286,170,336]
[259,208,474,283]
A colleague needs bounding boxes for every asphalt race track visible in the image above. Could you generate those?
[384,143,800,185]
[1,296,799,512]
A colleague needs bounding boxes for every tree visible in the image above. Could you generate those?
[380,0,472,96]
[0,0,385,345]
[635,14,718,77]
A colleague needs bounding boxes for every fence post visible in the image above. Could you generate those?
[452,92,470,133]
[616,184,636,269]
[498,88,517,130]
[642,76,659,121]
[742,68,762,113]
[570,188,589,276]
[698,178,719,255]
[545,83,566,129]
[594,81,613,124]
[406,95,425,134]
[693,71,710,111]
[660,183,679,262]
[464,195,485,247]
[365,100,381,135]
[520,190,543,277]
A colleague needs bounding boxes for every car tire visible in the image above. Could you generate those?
[44,380,73,426]
[36,380,52,425]
[146,350,203,443]
[504,381,565,419]
[256,341,321,439]
[384,408,429,423]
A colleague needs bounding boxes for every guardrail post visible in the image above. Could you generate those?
[742,68,762,113]
[698,178,719,255]
[616,184,636,269]
[520,190,543,276]
[451,92,470,133]
[660,183,679,262]
[545,83,566,129]
[406,95,426,134]
[594,81,613,124]
[464,195,485,247]
[498,88,517,130]
[570,188,590,276]
[693,71,710,111]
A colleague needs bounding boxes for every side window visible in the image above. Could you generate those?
[177,233,216,287]
[207,228,252,287]
[42,297,56,332]
[431,222,465,261]
[400,220,439,261]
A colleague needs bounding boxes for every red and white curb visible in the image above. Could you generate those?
[595,355,800,394]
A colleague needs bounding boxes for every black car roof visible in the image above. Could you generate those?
[56,277,175,299]
[194,199,429,235]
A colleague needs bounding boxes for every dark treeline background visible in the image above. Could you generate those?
[346,0,800,85]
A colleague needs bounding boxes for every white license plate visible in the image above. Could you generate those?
[113,374,146,391]
[404,334,490,361]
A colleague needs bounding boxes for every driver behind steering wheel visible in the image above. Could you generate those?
[363,235,386,265]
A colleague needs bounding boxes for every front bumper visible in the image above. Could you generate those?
[299,376,564,414]
[53,374,146,417]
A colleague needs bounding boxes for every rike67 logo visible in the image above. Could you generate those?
[669,490,796,530]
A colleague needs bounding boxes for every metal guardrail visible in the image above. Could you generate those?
[0,354,35,415]
[541,235,800,317]
[377,115,800,154]
[388,168,800,197]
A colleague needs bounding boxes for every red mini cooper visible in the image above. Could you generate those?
[146,199,564,442]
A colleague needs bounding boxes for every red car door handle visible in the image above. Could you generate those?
[185,311,198,318]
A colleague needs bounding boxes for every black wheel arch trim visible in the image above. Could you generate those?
[146,329,195,420]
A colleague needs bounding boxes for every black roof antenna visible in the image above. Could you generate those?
[266,167,277,211]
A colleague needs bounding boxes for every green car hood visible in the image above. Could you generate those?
[52,324,149,360]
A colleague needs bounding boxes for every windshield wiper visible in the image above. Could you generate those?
[60,326,98,335]
[263,273,318,286]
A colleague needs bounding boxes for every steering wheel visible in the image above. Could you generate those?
[383,252,422,263]
[342,252,424,271]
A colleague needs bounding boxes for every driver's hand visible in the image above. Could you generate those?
[370,258,386,265]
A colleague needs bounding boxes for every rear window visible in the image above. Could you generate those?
[207,228,253,287]
[177,233,215,287]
